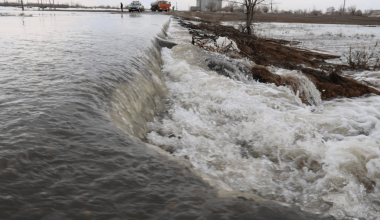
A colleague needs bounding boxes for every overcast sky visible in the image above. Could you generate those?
[55,0,380,12]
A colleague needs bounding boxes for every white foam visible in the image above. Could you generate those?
[216,37,240,52]
[147,19,380,220]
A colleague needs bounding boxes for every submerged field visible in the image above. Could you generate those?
[223,21,380,86]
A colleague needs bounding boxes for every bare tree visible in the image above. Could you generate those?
[243,0,268,34]
[347,5,356,15]
[228,2,237,12]
[326,6,335,14]
[261,4,269,13]
[224,0,268,34]
[312,9,322,15]
[363,9,372,16]
[205,1,217,12]
[273,6,279,13]
[293,9,303,15]
[355,10,362,16]
[267,0,278,12]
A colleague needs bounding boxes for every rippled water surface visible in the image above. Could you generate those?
[2,8,376,220]
[0,9,334,220]
[0,10,194,219]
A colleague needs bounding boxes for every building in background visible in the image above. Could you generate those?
[369,10,380,17]
[194,0,221,12]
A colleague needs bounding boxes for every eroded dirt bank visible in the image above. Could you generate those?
[176,17,380,104]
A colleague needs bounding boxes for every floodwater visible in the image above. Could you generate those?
[0,7,378,220]
[147,19,380,220]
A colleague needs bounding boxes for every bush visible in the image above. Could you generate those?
[343,42,380,70]
[355,10,363,16]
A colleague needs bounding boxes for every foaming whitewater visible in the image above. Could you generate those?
[274,68,323,106]
[147,18,380,219]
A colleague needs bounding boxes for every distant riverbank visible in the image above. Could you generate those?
[172,11,380,25]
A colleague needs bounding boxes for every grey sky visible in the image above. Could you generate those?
[59,0,380,11]
[276,0,379,11]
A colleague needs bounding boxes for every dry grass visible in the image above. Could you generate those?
[176,18,380,104]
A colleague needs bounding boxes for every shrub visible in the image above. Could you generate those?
[343,41,380,70]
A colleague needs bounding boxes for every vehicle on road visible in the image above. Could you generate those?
[129,1,144,12]
[150,1,171,12]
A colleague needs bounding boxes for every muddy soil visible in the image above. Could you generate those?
[176,18,380,104]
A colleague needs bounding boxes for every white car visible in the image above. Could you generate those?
[129,1,144,12]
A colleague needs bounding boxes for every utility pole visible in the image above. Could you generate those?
[270,0,273,12]
[342,0,346,16]
[268,0,279,13]
[21,0,24,10]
